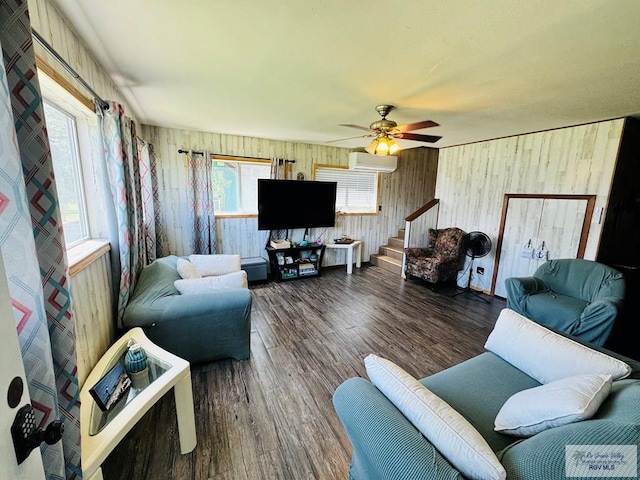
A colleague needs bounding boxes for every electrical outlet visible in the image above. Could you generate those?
[476,266,484,275]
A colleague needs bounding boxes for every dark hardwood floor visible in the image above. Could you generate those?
[102,264,506,480]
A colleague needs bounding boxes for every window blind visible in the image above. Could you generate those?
[315,167,378,213]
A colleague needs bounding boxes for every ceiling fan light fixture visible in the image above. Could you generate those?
[367,134,399,156]
[364,138,378,154]
[376,138,390,155]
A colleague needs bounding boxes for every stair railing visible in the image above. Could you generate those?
[402,198,440,277]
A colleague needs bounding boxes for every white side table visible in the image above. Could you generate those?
[325,240,363,274]
[81,328,196,480]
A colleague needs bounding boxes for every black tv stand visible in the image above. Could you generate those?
[265,243,326,282]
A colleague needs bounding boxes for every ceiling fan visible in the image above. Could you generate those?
[331,105,442,155]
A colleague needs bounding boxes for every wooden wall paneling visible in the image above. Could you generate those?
[146,124,439,266]
[437,119,624,291]
[407,209,438,248]
[70,253,114,387]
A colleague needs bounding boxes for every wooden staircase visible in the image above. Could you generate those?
[370,228,405,275]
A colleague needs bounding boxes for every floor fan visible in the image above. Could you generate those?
[454,231,492,303]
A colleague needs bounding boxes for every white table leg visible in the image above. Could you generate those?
[347,245,353,274]
[174,372,197,454]
[355,242,362,268]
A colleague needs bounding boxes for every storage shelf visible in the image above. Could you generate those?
[266,243,326,282]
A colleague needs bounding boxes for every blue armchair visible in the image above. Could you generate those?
[504,259,625,346]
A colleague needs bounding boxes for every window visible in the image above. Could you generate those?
[38,64,108,267]
[211,156,271,215]
[43,100,89,245]
[314,165,379,214]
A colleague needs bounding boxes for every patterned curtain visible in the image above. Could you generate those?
[187,151,216,254]
[0,3,81,479]
[99,101,146,326]
[138,140,164,261]
[269,158,287,241]
[149,144,165,257]
[271,157,286,179]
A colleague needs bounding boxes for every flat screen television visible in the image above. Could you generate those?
[257,179,337,231]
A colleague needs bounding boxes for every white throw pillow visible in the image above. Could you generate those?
[189,254,241,277]
[364,354,506,480]
[174,271,248,294]
[484,309,630,383]
[494,373,612,437]
[176,258,202,279]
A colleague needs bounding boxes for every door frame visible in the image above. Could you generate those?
[490,193,596,296]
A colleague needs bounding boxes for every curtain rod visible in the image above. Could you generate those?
[31,28,109,110]
[177,151,294,164]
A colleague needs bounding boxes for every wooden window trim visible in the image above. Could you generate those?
[36,55,95,112]
[68,239,111,277]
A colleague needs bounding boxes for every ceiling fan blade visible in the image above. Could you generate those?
[325,134,371,144]
[395,120,439,133]
[339,123,372,132]
[396,132,442,143]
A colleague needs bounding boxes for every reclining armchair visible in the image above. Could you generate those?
[505,259,625,346]
[404,227,468,285]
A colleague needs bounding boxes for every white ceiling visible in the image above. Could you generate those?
[51,0,640,150]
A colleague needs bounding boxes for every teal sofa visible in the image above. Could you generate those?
[123,255,252,364]
[504,259,625,346]
[333,311,640,480]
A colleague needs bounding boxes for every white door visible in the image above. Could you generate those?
[495,198,588,298]
[494,198,544,297]
[0,253,46,478]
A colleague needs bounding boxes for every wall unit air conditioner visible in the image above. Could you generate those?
[348,152,398,173]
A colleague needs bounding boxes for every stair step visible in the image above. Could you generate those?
[398,228,405,239]
[388,236,404,249]
[379,245,403,261]
[370,254,402,275]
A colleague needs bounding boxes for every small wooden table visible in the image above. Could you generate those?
[326,240,363,274]
[81,328,196,480]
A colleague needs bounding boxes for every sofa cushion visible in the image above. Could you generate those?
[365,354,506,480]
[174,271,248,294]
[176,258,202,279]
[498,380,640,478]
[485,309,631,383]
[494,373,612,437]
[523,291,586,331]
[189,254,241,277]
[421,351,538,453]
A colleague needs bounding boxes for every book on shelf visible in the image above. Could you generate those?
[298,263,317,276]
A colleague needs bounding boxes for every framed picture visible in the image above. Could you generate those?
[89,362,131,411]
